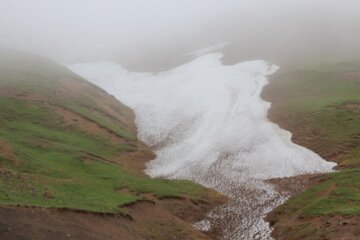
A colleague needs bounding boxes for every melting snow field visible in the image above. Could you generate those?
[69,51,336,239]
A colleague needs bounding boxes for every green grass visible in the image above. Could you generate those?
[0,49,69,95]
[266,61,360,217]
[281,169,360,216]
[265,61,360,240]
[0,49,136,143]
[59,102,136,141]
[266,61,360,168]
[0,96,207,213]
[0,50,211,214]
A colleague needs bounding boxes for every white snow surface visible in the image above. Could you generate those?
[69,52,336,239]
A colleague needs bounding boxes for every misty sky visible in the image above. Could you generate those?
[1,0,360,70]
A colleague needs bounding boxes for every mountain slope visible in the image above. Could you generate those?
[0,49,223,240]
[263,61,360,240]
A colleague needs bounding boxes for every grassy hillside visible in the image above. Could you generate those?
[0,49,221,239]
[263,61,360,239]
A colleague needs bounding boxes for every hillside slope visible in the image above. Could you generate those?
[263,62,360,240]
[0,49,223,240]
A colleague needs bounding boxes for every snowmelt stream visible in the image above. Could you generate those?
[69,51,336,239]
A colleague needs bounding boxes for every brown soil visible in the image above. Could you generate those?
[111,145,155,175]
[262,72,360,168]
[340,72,360,81]
[58,77,135,130]
[0,87,43,103]
[0,194,222,240]
[267,206,360,240]
[0,158,221,240]
[55,78,157,173]
[267,168,360,239]
[344,103,360,111]
[53,106,126,145]
[0,140,19,164]
[262,88,342,164]
[267,173,323,197]
[0,75,224,240]
[262,74,360,240]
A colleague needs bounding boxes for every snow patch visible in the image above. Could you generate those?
[69,51,335,239]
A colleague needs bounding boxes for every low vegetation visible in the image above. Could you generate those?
[0,49,212,215]
[263,61,360,239]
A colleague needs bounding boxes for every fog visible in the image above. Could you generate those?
[1,0,360,70]
[70,51,335,238]
[1,1,352,239]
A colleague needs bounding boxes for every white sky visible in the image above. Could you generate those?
[1,0,360,69]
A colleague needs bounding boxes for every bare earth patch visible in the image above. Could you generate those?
[343,103,360,111]
[0,140,19,164]
[0,193,222,240]
[340,72,360,81]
